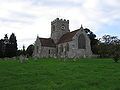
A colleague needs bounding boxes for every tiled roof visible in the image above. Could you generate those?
[58,29,79,44]
[39,38,56,47]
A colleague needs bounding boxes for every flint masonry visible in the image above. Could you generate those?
[33,18,92,58]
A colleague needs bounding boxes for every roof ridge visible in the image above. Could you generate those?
[39,37,51,39]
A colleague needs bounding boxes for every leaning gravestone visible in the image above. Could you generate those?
[19,55,28,63]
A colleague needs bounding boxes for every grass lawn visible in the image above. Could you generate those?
[0,58,120,90]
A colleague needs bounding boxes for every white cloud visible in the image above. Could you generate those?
[0,0,120,49]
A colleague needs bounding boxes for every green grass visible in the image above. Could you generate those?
[0,58,120,90]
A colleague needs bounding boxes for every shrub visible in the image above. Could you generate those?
[113,54,119,63]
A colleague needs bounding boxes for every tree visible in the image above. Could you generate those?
[26,44,34,57]
[84,28,96,39]
[112,45,120,63]
[16,50,23,56]
[111,40,120,63]
[0,33,18,58]
[0,39,4,58]
[3,34,9,57]
[84,28,99,54]
[8,33,17,57]
[101,35,119,44]
[0,40,2,57]
[98,35,120,59]
[22,45,26,56]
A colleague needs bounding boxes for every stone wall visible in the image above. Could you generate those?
[33,36,41,57]
[57,28,92,58]
[51,18,70,43]
[72,28,92,57]
[39,47,56,58]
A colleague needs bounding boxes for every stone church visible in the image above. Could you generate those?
[33,18,92,58]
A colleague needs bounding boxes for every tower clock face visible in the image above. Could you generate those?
[61,24,65,30]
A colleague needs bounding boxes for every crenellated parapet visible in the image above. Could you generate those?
[51,18,69,24]
[51,18,70,44]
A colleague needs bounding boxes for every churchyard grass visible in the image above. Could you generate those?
[0,58,120,90]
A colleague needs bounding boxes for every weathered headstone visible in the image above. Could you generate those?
[19,55,28,63]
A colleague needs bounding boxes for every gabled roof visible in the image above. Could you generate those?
[39,38,56,47]
[58,29,79,44]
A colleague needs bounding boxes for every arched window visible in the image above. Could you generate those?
[60,45,63,53]
[78,34,86,49]
[66,43,69,51]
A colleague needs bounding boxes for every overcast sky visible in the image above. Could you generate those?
[0,0,120,49]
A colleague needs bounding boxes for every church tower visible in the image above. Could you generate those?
[51,18,70,43]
